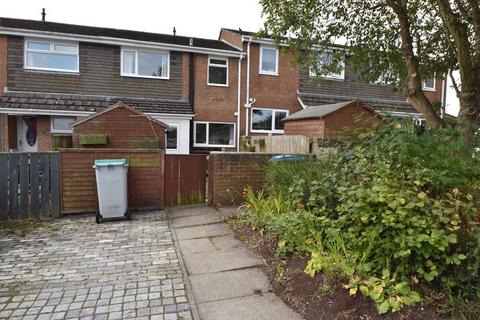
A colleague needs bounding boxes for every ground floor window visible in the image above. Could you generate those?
[166,125,178,150]
[51,116,76,133]
[251,108,289,133]
[194,122,235,147]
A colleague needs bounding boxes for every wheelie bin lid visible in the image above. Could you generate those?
[93,159,128,168]
[271,154,309,162]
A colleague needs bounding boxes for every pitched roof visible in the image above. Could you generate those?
[298,93,420,116]
[0,91,193,115]
[72,101,168,127]
[0,17,241,52]
[283,101,358,121]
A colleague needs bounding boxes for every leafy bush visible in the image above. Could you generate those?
[242,120,480,316]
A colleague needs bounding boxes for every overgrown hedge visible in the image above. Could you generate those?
[241,120,480,317]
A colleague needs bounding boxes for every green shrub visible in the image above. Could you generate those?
[242,120,480,315]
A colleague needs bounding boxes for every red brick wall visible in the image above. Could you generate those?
[208,152,275,206]
[218,29,243,49]
[284,119,325,138]
[193,54,239,123]
[37,116,52,151]
[248,43,301,112]
[73,105,166,149]
[423,79,443,103]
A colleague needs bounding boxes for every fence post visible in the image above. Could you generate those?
[30,153,40,218]
[0,154,8,220]
[50,153,60,218]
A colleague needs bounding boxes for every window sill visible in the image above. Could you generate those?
[207,83,229,87]
[51,130,73,134]
[121,74,170,80]
[24,68,79,75]
[259,71,279,76]
[422,87,436,92]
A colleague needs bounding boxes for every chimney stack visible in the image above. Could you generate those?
[41,8,46,22]
[189,38,193,46]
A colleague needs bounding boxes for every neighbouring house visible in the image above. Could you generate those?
[72,102,167,149]
[0,16,447,155]
[0,17,244,154]
[219,28,446,140]
[283,100,382,139]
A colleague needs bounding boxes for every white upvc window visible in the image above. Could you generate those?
[51,116,76,133]
[259,45,279,75]
[165,123,179,151]
[24,39,79,72]
[208,56,228,86]
[309,50,345,80]
[422,78,436,91]
[121,48,169,79]
[251,108,289,133]
[194,122,235,148]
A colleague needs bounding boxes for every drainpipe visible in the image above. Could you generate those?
[245,37,251,136]
[236,56,242,152]
[441,75,448,118]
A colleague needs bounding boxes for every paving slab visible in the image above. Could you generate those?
[189,268,270,303]
[198,293,302,320]
[168,206,215,218]
[182,248,261,275]
[171,213,223,228]
[210,234,244,251]
[178,238,217,255]
[175,223,232,240]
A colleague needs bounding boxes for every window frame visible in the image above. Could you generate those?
[24,38,79,73]
[207,56,229,87]
[422,78,436,91]
[309,50,345,80]
[193,121,236,148]
[165,122,180,151]
[259,45,279,76]
[250,107,289,134]
[50,116,76,134]
[120,47,170,79]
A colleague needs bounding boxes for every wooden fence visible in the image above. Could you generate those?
[60,149,165,214]
[165,154,207,206]
[249,135,310,154]
[0,152,60,220]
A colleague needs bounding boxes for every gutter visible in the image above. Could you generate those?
[0,27,244,58]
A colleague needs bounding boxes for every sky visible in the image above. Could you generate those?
[0,0,460,116]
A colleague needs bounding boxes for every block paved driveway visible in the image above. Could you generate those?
[0,211,192,320]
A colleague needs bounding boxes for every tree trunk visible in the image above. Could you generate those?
[457,83,480,148]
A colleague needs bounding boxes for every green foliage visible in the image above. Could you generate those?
[242,121,480,315]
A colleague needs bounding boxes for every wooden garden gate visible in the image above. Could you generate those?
[164,154,207,206]
[0,152,60,220]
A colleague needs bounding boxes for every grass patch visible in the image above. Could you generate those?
[0,217,62,237]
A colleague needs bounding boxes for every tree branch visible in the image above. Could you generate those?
[449,69,461,98]
[387,0,445,127]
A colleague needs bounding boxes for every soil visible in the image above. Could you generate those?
[227,216,446,320]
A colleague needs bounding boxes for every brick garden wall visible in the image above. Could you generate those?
[208,152,276,206]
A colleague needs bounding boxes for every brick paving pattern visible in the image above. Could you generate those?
[0,211,192,320]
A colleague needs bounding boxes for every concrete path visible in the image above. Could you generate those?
[0,211,192,320]
[169,206,302,320]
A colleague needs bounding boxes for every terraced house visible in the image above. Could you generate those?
[0,17,446,154]
[0,17,244,154]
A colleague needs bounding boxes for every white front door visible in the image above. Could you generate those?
[17,116,38,152]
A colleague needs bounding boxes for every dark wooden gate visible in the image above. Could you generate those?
[165,154,207,206]
[0,152,60,220]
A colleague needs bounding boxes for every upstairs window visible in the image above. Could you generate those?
[309,50,345,80]
[25,39,79,72]
[121,49,169,79]
[259,46,278,75]
[251,108,288,133]
[422,78,436,91]
[208,57,228,86]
